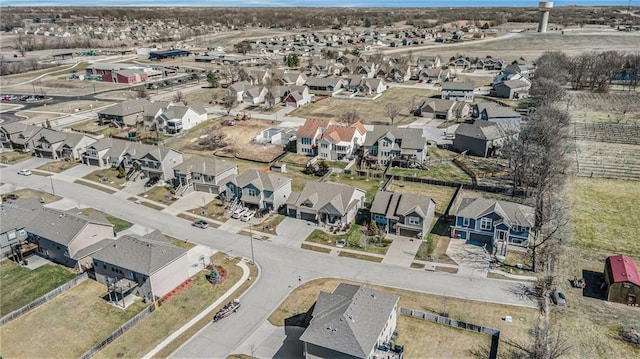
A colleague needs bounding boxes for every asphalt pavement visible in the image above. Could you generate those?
[0,161,535,359]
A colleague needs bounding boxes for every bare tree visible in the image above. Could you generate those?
[384,103,401,125]
[134,86,149,100]
[263,91,276,110]
[173,91,187,105]
[221,92,237,115]
[341,109,360,125]
[529,78,566,107]
[406,95,420,115]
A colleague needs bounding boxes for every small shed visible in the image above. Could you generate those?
[604,254,640,306]
[270,162,286,173]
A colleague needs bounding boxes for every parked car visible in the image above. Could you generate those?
[232,207,248,219]
[192,220,209,229]
[17,169,32,176]
[241,210,256,222]
[551,290,566,306]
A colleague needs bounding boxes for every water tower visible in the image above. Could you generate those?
[538,2,554,33]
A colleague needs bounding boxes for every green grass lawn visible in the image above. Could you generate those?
[79,208,133,233]
[35,160,80,173]
[338,251,383,262]
[568,177,640,255]
[386,181,457,215]
[305,225,391,255]
[83,168,125,189]
[165,235,196,250]
[258,214,286,235]
[142,185,177,205]
[0,280,147,358]
[0,261,77,316]
[327,173,386,203]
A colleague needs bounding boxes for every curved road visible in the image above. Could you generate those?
[0,159,535,358]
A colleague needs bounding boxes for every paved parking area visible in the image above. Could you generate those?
[381,234,422,267]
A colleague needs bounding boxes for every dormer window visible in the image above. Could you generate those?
[480,218,493,231]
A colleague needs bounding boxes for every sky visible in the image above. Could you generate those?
[0,1,633,7]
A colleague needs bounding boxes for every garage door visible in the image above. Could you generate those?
[469,232,492,245]
[299,211,316,222]
[399,228,421,238]
[288,208,297,218]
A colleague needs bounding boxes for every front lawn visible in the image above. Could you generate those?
[0,280,147,358]
[305,225,391,255]
[186,198,226,222]
[35,160,80,173]
[257,214,285,235]
[142,185,178,205]
[0,151,32,165]
[83,168,126,189]
[4,188,61,204]
[79,208,133,233]
[0,261,77,316]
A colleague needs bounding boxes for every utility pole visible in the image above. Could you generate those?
[48,162,55,195]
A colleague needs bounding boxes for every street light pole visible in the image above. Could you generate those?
[249,224,255,265]
[48,162,55,195]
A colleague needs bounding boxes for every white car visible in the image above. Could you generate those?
[17,169,32,176]
[241,210,256,222]
[232,207,248,219]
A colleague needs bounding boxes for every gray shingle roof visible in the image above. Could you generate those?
[441,82,474,91]
[292,182,365,215]
[0,202,38,234]
[230,169,291,192]
[27,207,113,246]
[300,283,399,358]
[456,197,534,228]
[363,125,426,150]
[98,99,148,117]
[475,103,521,119]
[370,190,434,220]
[173,155,237,177]
[91,234,187,276]
[455,121,503,141]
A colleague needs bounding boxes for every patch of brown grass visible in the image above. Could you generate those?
[35,160,79,173]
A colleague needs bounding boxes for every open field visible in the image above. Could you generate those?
[572,138,640,181]
[388,161,473,184]
[181,87,226,107]
[95,254,253,359]
[407,31,640,60]
[0,260,77,316]
[2,74,122,96]
[553,246,640,359]
[289,87,437,125]
[267,278,537,358]
[0,280,147,358]
[567,177,640,255]
[568,91,640,124]
[386,180,456,215]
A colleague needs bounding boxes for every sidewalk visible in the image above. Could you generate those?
[142,261,250,359]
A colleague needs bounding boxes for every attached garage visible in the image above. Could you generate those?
[194,183,217,194]
[287,208,297,218]
[84,158,101,166]
[469,232,492,246]
[398,227,421,238]
[299,211,316,222]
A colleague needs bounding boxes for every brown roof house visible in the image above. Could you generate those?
[370,190,436,239]
[316,122,367,161]
[92,232,190,302]
[286,182,365,227]
[300,283,400,359]
[172,155,238,195]
[604,254,640,306]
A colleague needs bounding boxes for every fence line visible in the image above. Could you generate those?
[0,272,89,326]
[400,307,500,359]
[78,305,155,359]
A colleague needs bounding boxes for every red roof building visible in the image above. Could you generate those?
[604,254,640,306]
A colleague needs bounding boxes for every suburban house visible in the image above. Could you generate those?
[98,99,148,127]
[136,146,183,181]
[452,197,534,256]
[441,82,475,102]
[227,81,252,102]
[305,77,345,94]
[223,170,292,211]
[355,77,387,95]
[419,68,450,83]
[476,57,505,71]
[448,57,471,70]
[370,190,436,238]
[362,125,427,168]
[172,155,238,195]
[82,137,123,167]
[26,206,116,271]
[452,121,505,157]
[92,232,191,301]
[316,122,367,161]
[417,55,441,69]
[246,69,271,85]
[0,122,42,151]
[472,103,522,126]
[296,118,334,156]
[0,202,33,258]
[494,79,531,100]
[286,182,366,227]
[272,70,307,86]
[415,98,469,120]
[254,128,296,145]
[604,254,640,306]
[299,283,400,359]
[155,104,207,134]
[58,132,97,160]
[504,59,536,77]
[284,85,314,107]
[242,86,269,105]
[32,129,95,160]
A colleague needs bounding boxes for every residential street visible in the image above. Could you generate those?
[0,162,535,358]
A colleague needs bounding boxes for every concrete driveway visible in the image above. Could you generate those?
[275,217,316,247]
[233,323,304,359]
[446,237,492,278]
[170,191,218,212]
[382,234,423,267]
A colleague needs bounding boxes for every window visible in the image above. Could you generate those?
[408,216,420,225]
[462,218,470,227]
[480,218,493,231]
[19,229,26,236]
[7,230,16,240]
[247,188,259,196]
[103,263,106,269]
[512,225,522,232]
[321,143,328,148]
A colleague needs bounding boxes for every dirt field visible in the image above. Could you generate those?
[15,100,111,124]
[568,91,640,124]
[166,118,286,163]
[289,87,438,125]
[2,73,122,96]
